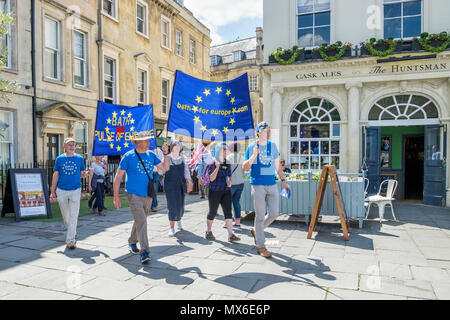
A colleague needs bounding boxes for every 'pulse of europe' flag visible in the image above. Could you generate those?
[92,101,157,156]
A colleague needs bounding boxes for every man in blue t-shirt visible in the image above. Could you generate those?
[243,121,290,258]
[113,132,169,264]
[50,137,87,249]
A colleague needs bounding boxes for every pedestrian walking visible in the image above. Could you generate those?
[88,155,107,216]
[197,142,216,199]
[113,132,169,264]
[243,121,290,258]
[205,143,240,243]
[163,139,193,237]
[150,143,165,212]
[50,137,88,250]
[226,142,245,228]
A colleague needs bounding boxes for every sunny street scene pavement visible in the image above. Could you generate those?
[1,194,450,300]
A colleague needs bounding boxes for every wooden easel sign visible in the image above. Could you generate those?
[1,168,52,221]
[307,165,351,241]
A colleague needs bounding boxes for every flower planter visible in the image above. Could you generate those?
[360,45,370,56]
[240,178,366,228]
[343,47,352,57]
[312,50,321,59]
[412,40,422,51]
[269,51,304,64]
[269,55,277,63]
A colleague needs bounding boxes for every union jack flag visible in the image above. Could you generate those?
[186,143,210,171]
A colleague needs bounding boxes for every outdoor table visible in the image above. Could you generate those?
[239,173,366,228]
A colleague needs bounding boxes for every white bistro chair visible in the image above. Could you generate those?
[365,179,398,222]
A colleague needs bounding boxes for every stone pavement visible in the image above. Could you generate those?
[1,193,450,300]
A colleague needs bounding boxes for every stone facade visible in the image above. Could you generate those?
[98,0,211,141]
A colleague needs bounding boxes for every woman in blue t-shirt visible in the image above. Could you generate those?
[205,143,240,243]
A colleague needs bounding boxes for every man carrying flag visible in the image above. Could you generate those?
[113,132,169,264]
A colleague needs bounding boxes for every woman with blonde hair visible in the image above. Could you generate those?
[88,155,107,216]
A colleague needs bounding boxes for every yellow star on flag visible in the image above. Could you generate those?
[193,116,201,124]
[124,142,129,148]
[226,89,231,97]
[120,110,126,116]
[216,87,222,94]
[110,143,114,149]
[112,111,118,118]
[116,145,121,152]
[232,107,237,114]
[130,119,135,124]
[212,129,219,136]
[107,118,112,124]
[192,106,199,113]
[201,125,207,132]
[127,112,132,118]
[203,89,211,97]
[130,126,135,131]
[195,96,203,104]
[223,127,229,134]
[105,126,110,133]
[230,118,236,125]
[230,97,236,104]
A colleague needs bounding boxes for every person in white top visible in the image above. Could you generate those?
[88,155,107,216]
[226,142,245,228]
[150,142,166,212]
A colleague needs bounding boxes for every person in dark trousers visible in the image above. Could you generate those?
[205,143,240,243]
[163,139,193,237]
[88,156,107,216]
[227,142,245,228]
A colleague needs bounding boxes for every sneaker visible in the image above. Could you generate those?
[151,207,158,212]
[233,224,241,229]
[200,196,205,199]
[205,231,216,241]
[140,251,150,264]
[250,228,257,245]
[92,208,98,215]
[66,242,76,250]
[128,243,140,255]
[228,233,241,243]
[176,221,183,231]
[168,228,175,237]
[257,246,272,258]
[98,211,106,216]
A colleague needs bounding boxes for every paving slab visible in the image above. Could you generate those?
[431,282,450,300]
[0,246,42,263]
[247,281,326,300]
[134,285,210,300]
[326,288,407,300]
[65,276,149,300]
[359,275,436,299]
[7,237,61,251]
[125,268,199,289]
[379,262,413,280]
[183,274,258,298]
[1,286,81,300]
[410,266,450,282]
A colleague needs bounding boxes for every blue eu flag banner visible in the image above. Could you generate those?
[92,101,157,156]
[167,70,254,141]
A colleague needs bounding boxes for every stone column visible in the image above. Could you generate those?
[271,87,283,151]
[345,82,363,173]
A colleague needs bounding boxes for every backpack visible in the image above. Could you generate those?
[202,164,213,187]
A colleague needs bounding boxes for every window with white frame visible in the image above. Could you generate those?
[73,30,87,87]
[0,0,11,68]
[74,121,88,158]
[0,110,13,165]
[136,1,147,36]
[249,76,258,91]
[103,0,116,19]
[297,0,330,48]
[384,0,422,39]
[44,17,61,80]
[189,39,196,64]
[104,57,116,104]
[289,98,341,170]
[175,29,183,56]
[161,79,169,115]
[161,17,171,49]
[137,69,147,105]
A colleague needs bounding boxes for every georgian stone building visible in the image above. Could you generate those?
[98,0,211,148]
[263,0,450,206]
[210,28,264,125]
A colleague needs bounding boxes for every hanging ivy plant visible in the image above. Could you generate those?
[318,41,352,61]
[271,46,305,65]
[365,37,397,57]
[419,32,449,53]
